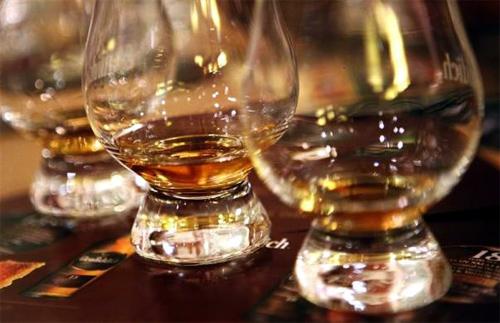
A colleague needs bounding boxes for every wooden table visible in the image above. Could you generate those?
[0,158,498,322]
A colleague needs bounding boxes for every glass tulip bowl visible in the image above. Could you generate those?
[84,0,296,265]
[243,0,483,314]
[0,0,141,217]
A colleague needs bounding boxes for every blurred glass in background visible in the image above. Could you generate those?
[0,0,142,216]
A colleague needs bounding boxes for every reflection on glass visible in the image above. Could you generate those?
[84,0,296,265]
[0,0,142,217]
[244,0,483,313]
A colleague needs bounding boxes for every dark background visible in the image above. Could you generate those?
[459,0,499,148]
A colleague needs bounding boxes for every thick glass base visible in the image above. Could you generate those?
[295,218,451,314]
[31,153,144,218]
[131,181,270,266]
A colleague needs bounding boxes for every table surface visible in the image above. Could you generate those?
[0,157,498,322]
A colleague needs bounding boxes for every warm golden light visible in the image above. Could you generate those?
[365,15,384,93]
[365,1,410,100]
[209,0,221,40]
[217,51,227,68]
[190,2,199,32]
[194,54,204,66]
[299,194,316,212]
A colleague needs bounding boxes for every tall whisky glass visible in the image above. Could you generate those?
[0,0,142,217]
[84,0,296,265]
[244,0,483,313]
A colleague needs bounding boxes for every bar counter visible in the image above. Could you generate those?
[0,146,498,322]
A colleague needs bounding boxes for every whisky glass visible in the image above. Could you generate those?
[243,0,483,313]
[0,0,142,217]
[84,0,296,265]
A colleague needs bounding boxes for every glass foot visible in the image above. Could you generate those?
[31,153,144,218]
[131,181,271,266]
[295,218,452,314]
